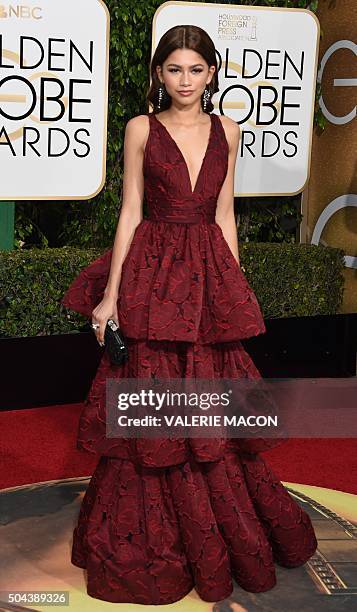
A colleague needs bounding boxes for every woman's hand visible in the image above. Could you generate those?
[91,294,120,346]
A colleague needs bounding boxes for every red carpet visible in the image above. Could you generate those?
[0,403,356,493]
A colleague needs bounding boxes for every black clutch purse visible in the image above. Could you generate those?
[104,319,129,365]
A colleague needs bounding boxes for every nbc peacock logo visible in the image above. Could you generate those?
[0,5,43,18]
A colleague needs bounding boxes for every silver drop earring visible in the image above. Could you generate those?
[158,82,165,110]
[202,86,210,111]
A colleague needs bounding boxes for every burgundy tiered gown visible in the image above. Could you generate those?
[61,111,317,605]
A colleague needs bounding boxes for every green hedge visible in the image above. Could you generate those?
[0,243,345,338]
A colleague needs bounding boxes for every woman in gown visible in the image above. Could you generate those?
[61,25,317,605]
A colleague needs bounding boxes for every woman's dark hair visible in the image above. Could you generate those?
[146,25,218,114]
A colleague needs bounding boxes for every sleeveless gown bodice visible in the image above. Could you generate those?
[62,111,266,344]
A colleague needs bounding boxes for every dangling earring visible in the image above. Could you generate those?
[202,86,211,111]
[157,82,165,111]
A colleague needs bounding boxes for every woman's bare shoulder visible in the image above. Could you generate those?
[217,113,240,135]
[216,113,240,149]
[124,114,150,151]
[125,114,150,133]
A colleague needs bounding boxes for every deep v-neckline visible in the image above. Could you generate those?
[152,112,214,196]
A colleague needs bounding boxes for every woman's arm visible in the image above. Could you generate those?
[214,116,241,266]
[104,114,149,299]
[91,114,149,345]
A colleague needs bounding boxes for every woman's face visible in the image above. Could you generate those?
[156,48,215,108]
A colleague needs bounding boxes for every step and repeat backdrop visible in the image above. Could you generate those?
[0,1,354,310]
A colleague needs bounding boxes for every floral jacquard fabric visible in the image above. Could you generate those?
[61,112,266,344]
[62,111,317,604]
